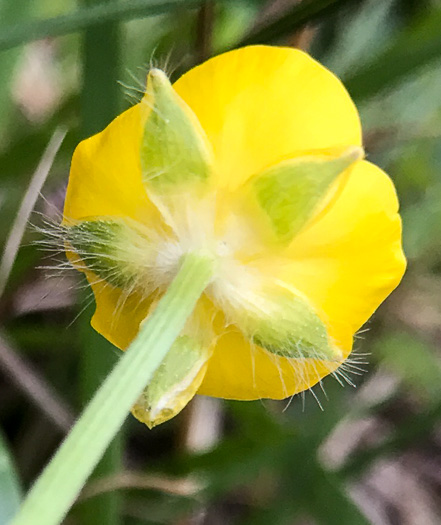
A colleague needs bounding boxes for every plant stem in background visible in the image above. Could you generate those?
[195,0,215,63]
[81,0,120,137]
[10,252,214,525]
[79,1,122,523]
[0,0,204,52]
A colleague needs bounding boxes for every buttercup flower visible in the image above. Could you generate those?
[63,46,405,427]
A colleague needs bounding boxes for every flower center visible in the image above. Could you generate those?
[66,195,342,364]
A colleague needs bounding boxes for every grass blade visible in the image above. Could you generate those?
[0,430,22,524]
[345,7,441,100]
[0,128,66,299]
[77,1,122,522]
[0,332,74,432]
[237,0,355,47]
[0,0,203,52]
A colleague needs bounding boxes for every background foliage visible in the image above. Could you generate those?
[1,0,441,523]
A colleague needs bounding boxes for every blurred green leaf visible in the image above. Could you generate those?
[323,0,394,76]
[0,430,22,523]
[213,1,258,51]
[346,6,441,99]
[237,0,355,47]
[340,399,441,479]
[0,0,33,137]
[226,402,371,525]
[75,1,123,522]
[402,183,441,265]
[0,0,204,52]
[0,96,77,184]
[374,332,441,405]
[288,444,371,525]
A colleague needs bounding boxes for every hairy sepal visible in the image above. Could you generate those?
[244,146,364,244]
[66,218,155,290]
[132,333,211,429]
[220,279,342,362]
[140,69,213,195]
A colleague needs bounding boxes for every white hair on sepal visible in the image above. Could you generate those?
[119,48,182,107]
[280,320,368,403]
[34,213,158,293]
[353,326,370,341]
[329,349,369,389]
[31,212,152,336]
[32,215,72,262]
[277,357,326,413]
[148,47,182,80]
[208,247,370,412]
[118,79,145,106]
[250,335,369,414]
[280,365,329,414]
[32,214,93,284]
[118,59,152,105]
[286,349,328,411]
[242,329,329,413]
[336,350,369,378]
[28,211,95,322]
[33,192,219,323]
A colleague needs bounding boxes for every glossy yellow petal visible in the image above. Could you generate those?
[89,270,344,401]
[281,160,405,345]
[89,278,151,351]
[198,311,345,400]
[62,46,404,409]
[198,161,405,400]
[63,104,160,225]
[173,45,361,190]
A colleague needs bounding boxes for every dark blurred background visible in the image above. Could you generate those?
[1,0,441,524]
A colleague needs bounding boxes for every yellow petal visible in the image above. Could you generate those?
[63,104,161,225]
[198,311,345,400]
[89,278,151,351]
[280,160,406,345]
[173,45,361,190]
[63,47,403,405]
[89,270,340,401]
[198,161,405,400]
[90,284,214,425]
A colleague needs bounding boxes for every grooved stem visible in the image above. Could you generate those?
[10,252,214,525]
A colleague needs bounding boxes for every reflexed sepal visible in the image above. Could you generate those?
[140,69,213,194]
[66,218,154,290]
[245,146,364,244]
[225,281,342,362]
[131,334,211,428]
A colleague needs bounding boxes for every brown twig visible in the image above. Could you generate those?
[195,1,215,63]
[79,471,202,502]
[244,0,316,50]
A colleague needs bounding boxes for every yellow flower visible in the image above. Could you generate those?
[63,46,405,427]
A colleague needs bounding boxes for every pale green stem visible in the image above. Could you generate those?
[10,252,214,525]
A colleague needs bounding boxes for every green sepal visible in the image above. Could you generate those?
[132,334,210,428]
[66,218,151,290]
[249,146,363,244]
[140,69,212,194]
[230,282,342,362]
